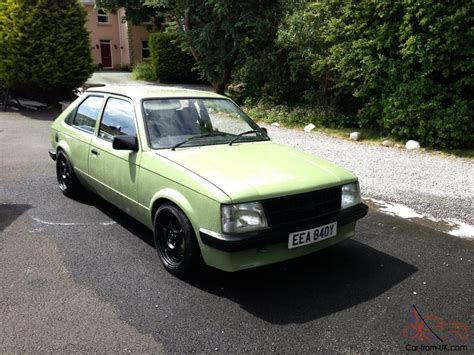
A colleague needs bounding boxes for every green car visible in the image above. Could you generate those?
[49,86,367,275]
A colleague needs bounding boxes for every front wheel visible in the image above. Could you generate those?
[154,203,202,276]
[56,150,82,197]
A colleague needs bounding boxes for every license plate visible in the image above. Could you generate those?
[288,222,337,249]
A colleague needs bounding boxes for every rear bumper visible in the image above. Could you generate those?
[200,203,368,252]
[48,149,57,161]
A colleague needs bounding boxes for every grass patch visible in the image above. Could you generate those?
[316,127,390,143]
[243,102,327,129]
[242,102,391,142]
[427,147,474,159]
[243,102,473,159]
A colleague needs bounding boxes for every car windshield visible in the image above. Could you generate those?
[142,98,268,149]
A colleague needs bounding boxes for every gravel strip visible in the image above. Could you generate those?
[263,124,474,225]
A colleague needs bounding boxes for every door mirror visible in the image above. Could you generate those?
[260,126,268,135]
[112,135,139,151]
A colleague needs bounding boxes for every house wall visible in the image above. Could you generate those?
[84,4,125,68]
[83,1,151,69]
[82,1,150,69]
[117,8,131,66]
[129,25,151,65]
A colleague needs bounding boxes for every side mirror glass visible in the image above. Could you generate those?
[112,135,139,151]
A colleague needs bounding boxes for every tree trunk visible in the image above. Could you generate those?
[182,6,238,96]
[211,64,232,95]
[212,81,227,95]
[210,46,238,95]
[3,88,9,112]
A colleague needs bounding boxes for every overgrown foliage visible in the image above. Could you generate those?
[243,101,351,128]
[149,32,198,83]
[276,0,473,148]
[0,0,94,104]
[132,62,157,81]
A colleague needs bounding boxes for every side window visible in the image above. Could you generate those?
[72,96,103,133]
[99,98,136,142]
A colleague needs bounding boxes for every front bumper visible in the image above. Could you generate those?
[200,203,368,252]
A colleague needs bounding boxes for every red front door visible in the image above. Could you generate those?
[100,41,112,68]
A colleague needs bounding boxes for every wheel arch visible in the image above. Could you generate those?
[150,189,197,230]
[56,140,72,158]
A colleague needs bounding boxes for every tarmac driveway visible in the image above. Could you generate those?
[0,108,472,353]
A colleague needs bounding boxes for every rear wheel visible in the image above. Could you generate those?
[154,203,202,276]
[56,150,82,197]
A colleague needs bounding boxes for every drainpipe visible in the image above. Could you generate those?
[117,9,123,66]
[127,22,133,65]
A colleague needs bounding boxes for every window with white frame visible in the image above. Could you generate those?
[97,9,109,24]
[142,40,150,59]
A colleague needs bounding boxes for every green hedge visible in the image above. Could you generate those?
[149,32,199,83]
[325,1,474,148]
[268,0,474,148]
[0,0,94,104]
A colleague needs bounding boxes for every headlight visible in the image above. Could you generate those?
[341,182,361,209]
[221,202,268,234]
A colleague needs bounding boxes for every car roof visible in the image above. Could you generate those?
[86,85,226,101]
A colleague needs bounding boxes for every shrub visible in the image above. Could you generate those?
[0,0,94,104]
[377,2,474,148]
[132,62,157,81]
[233,47,312,106]
[149,32,199,83]
[275,0,474,148]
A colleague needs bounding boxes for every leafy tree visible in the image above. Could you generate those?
[98,0,282,94]
[0,0,94,104]
[278,1,348,104]
[158,0,282,94]
[232,0,311,105]
[96,0,162,27]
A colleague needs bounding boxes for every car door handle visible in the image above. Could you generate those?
[91,149,99,156]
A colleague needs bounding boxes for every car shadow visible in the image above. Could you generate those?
[185,240,417,324]
[72,191,155,248]
[71,192,417,325]
[0,203,32,233]
[14,108,60,121]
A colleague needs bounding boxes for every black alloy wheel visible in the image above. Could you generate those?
[154,203,202,276]
[56,150,81,197]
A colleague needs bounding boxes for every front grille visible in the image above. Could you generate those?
[261,186,342,226]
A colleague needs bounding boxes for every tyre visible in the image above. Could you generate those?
[154,203,202,276]
[56,150,82,197]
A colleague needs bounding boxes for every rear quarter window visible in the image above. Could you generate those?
[69,96,104,133]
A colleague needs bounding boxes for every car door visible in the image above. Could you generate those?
[61,95,104,186]
[88,96,141,217]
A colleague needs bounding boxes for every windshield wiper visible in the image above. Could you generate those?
[228,130,262,146]
[171,132,230,151]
